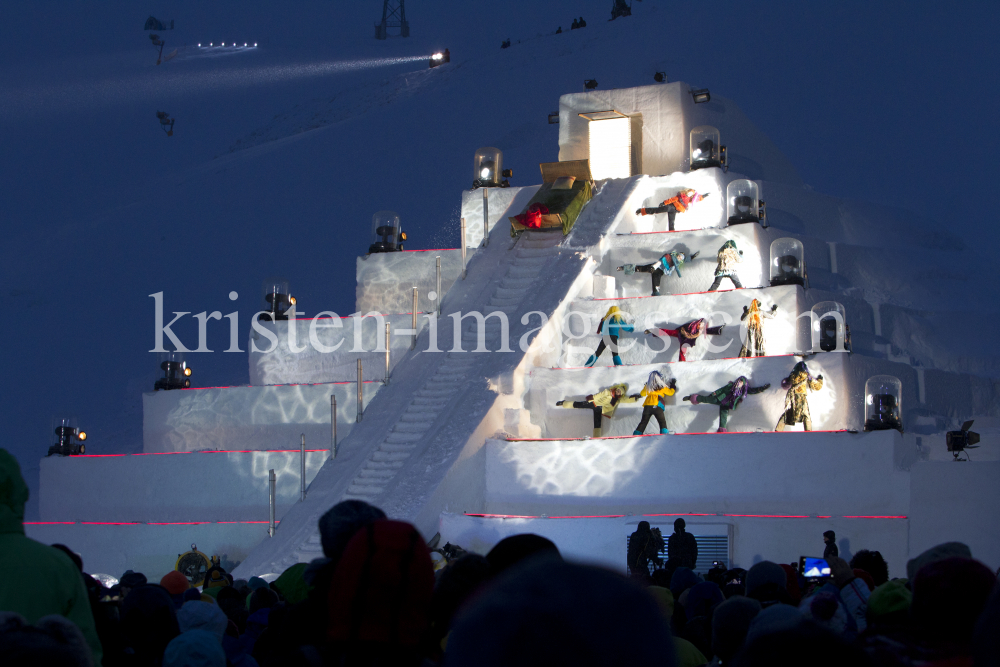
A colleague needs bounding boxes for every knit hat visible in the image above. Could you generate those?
[486,534,561,575]
[669,566,701,598]
[867,580,911,620]
[684,581,724,619]
[745,603,803,643]
[446,558,673,667]
[746,561,787,596]
[273,562,311,605]
[646,585,674,620]
[906,541,972,581]
[160,571,191,596]
[318,499,387,561]
[162,629,226,667]
[246,576,269,591]
[182,588,202,603]
[799,592,848,636]
[711,596,762,662]
[120,570,148,589]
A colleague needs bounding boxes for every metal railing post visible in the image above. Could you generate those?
[460,217,467,279]
[357,359,363,422]
[435,256,442,316]
[330,395,337,458]
[384,321,391,383]
[411,287,418,350]
[268,469,276,537]
[300,434,306,501]
[482,187,490,247]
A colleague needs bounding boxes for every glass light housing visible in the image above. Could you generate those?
[811,301,847,352]
[690,125,721,170]
[473,147,503,188]
[369,211,403,253]
[769,237,805,287]
[865,375,903,432]
[261,279,293,321]
[727,179,761,225]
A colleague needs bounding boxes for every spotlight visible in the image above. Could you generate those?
[369,212,406,253]
[691,88,711,104]
[244,43,247,47]
[254,43,258,47]
[548,112,559,124]
[429,49,450,68]
[260,281,295,320]
[48,420,87,456]
[654,71,666,83]
[947,420,981,461]
[198,43,201,47]
[155,355,192,390]
[472,147,508,188]
[584,79,598,90]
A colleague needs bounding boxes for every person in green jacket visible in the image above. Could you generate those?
[0,448,103,663]
[682,376,770,433]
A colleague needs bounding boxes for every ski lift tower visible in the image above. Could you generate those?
[375,0,409,39]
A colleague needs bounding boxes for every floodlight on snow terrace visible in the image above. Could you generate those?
[727,179,766,226]
[472,147,511,189]
[654,71,667,83]
[580,110,632,180]
[154,351,192,391]
[584,79,598,90]
[691,88,711,104]
[689,125,726,171]
[947,420,980,461]
[769,237,806,287]
[260,279,296,322]
[548,112,560,124]
[864,375,903,433]
[48,418,87,456]
[368,211,406,253]
[429,49,450,68]
[810,301,849,353]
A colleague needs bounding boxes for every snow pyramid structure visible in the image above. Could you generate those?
[30,81,1000,581]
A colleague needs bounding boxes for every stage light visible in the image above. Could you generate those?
[155,353,192,390]
[769,237,805,287]
[654,71,666,83]
[472,147,507,188]
[198,43,201,47]
[260,280,295,320]
[48,419,87,456]
[584,79,598,90]
[369,211,406,253]
[429,49,450,68]
[254,43,257,47]
[548,112,559,124]
[244,43,247,47]
[432,53,443,60]
[947,420,980,461]
[691,88,711,104]
[864,376,903,432]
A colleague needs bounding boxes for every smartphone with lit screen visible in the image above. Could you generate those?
[799,556,831,582]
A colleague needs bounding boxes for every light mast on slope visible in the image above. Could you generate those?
[375,0,409,39]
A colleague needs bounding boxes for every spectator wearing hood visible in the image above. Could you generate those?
[429,553,491,654]
[827,556,869,634]
[850,549,889,587]
[911,556,996,660]
[0,449,102,663]
[162,629,226,667]
[822,530,838,560]
[177,600,257,667]
[745,561,791,609]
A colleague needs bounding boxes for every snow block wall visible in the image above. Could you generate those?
[529,352,855,437]
[249,313,426,385]
[356,248,467,315]
[39,450,329,523]
[142,382,380,453]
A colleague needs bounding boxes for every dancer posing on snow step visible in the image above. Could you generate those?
[645,318,725,362]
[739,298,777,358]
[617,249,698,296]
[584,306,634,367]
[707,240,744,291]
[775,361,824,431]
[635,189,709,231]
[632,371,677,435]
[682,376,769,433]
[556,382,638,437]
